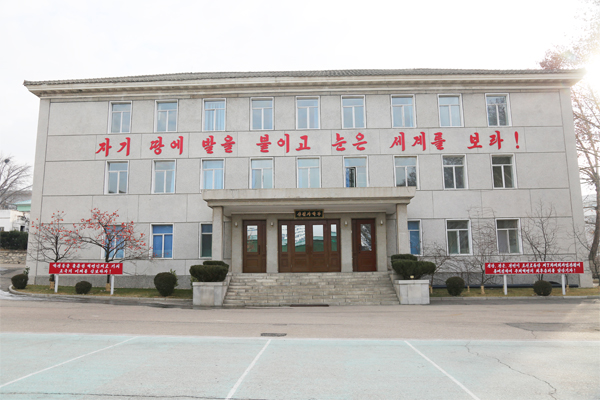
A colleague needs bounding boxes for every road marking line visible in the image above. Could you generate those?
[226,339,272,400]
[405,340,481,400]
[0,336,138,389]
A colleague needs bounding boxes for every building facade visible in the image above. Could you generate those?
[24,69,593,287]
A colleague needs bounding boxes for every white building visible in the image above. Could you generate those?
[24,69,593,289]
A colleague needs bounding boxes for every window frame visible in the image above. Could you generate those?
[393,156,419,189]
[390,95,416,128]
[201,158,225,190]
[151,224,174,259]
[296,157,321,189]
[343,156,368,188]
[341,95,366,129]
[250,158,274,189]
[485,93,511,127]
[203,98,227,132]
[495,218,522,254]
[446,219,472,255]
[200,223,213,259]
[152,159,177,194]
[408,219,422,256]
[250,97,274,131]
[296,96,320,130]
[105,161,129,195]
[437,94,463,127]
[108,101,132,134]
[154,100,178,132]
[442,154,468,190]
[491,154,517,189]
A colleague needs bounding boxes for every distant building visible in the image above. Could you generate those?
[23,69,593,288]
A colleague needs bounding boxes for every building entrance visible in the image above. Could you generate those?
[352,219,377,271]
[278,220,340,272]
[243,220,267,273]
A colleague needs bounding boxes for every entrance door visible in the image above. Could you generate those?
[352,219,376,272]
[243,220,266,273]
[279,220,340,272]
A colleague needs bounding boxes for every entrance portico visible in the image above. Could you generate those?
[203,187,415,273]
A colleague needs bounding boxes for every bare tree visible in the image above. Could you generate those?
[521,202,562,280]
[0,155,31,209]
[420,241,452,292]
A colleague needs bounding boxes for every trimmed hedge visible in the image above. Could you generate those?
[202,260,229,267]
[391,254,435,280]
[446,276,465,296]
[11,274,28,289]
[0,231,28,250]
[533,280,552,296]
[154,272,178,296]
[190,263,229,282]
[75,281,92,294]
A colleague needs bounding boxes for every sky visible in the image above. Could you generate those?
[0,0,597,170]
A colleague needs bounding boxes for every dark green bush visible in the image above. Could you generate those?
[75,281,92,294]
[446,276,465,296]
[391,254,418,262]
[0,231,28,250]
[154,272,177,296]
[189,264,229,282]
[202,260,229,267]
[533,280,552,296]
[392,258,435,280]
[11,274,28,289]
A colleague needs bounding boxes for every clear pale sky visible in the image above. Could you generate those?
[0,0,594,169]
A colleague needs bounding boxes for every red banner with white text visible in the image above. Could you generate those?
[485,262,583,275]
[49,263,123,275]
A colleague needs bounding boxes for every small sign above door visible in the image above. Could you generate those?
[294,210,324,219]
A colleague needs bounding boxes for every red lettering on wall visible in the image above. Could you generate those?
[412,132,426,151]
[171,136,184,155]
[221,135,235,153]
[352,133,367,151]
[332,133,347,151]
[390,132,405,151]
[150,137,165,155]
[117,138,130,156]
[96,138,112,157]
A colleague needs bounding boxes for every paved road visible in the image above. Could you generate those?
[1,296,599,399]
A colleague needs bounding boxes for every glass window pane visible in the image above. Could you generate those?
[443,156,462,166]
[407,166,417,187]
[155,170,165,193]
[404,106,414,127]
[298,168,309,188]
[343,107,354,128]
[448,231,458,254]
[153,225,173,234]
[215,109,225,130]
[201,224,213,233]
[313,225,324,252]
[252,169,261,189]
[492,156,511,165]
[503,166,513,188]
[281,225,288,252]
[395,157,416,167]
[331,224,337,252]
[111,113,121,133]
[444,167,455,189]
[158,102,177,110]
[343,98,363,106]
[309,107,318,128]
[439,96,459,105]
[157,112,167,132]
[309,168,320,188]
[264,108,273,130]
[354,106,364,128]
[493,166,504,188]
[153,235,163,258]
[360,224,372,251]
[253,100,272,108]
[459,231,470,253]
[298,107,307,129]
[392,107,404,127]
[263,169,273,189]
[396,167,406,187]
[215,169,223,189]
[295,225,305,252]
[488,105,498,125]
[204,170,213,189]
[299,158,319,167]
[498,231,509,253]
[204,160,222,169]
[113,103,130,112]
[164,234,173,258]
[345,158,366,167]
[392,97,412,105]
[508,230,519,253]
[498,104,507,126]
[440,106,450,126]
[201,233,212,257]
[346,167,355,187]
[205,110,215,131]
[168,110,176,131]
[410,231,421,255]
[108,173,117,194]
[357,167,367,187]
[118,171,127,193]
[450,105,461,126]
[246,225,258,253]
[408,221,420,230]
[448,221,468,230]
[121,112,130,133]
[455,166,464,188]
[252,109,262,130]
[497,220,517,229]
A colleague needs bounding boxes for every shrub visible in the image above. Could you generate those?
[446,276,465,296]
[391,254,418,262]
[75,281,92,294]
[0,231,28,250]
[202,260,229,267]
[533,280,552,296]
[189,264,229,282]
[11,274,28,289]
[169,269,179,288]
[154,272,178,297]
[391,258,435,280]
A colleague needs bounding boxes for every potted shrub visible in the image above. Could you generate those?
[390,254,433,305]
[190,261,230,306]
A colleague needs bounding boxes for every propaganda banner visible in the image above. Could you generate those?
[49,262,123,275]
[485,262,583,275]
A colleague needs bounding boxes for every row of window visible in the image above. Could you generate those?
[109,94,511,134]
[105,154,515,194]
[409,219,520,256]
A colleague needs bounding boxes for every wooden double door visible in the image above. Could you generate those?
[278,220,340,273]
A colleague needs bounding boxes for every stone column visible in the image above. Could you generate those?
[266,215,278,273]
[396,204,409,255]
[212,206,224,261]
[375,212,387,272]
[340,215,353,272]
[231,215,242,274]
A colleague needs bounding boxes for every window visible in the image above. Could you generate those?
[497,220,520,254]
[438,95,462,127]
[342,96,365,128]
[443,156,465,189]
[204,100,225,131]
[110,102,131,133]
[152,225,173,258]
[156,101,177,132]
[297,97,319,129]
[202,160,224,189]
[345,157,367,187]
[106,162,128,194]
[153,160,176,193]
[251,99,273,130]
[392,96,414,127]
[408,221,421,255]
[492,155,514,188]
[201,224,212,258]
[486,94,509,126]
[105,226,124,259]
[395,157,417,188]
[447,220,470,255]
[298,158,320,188]
[251,159,273,189]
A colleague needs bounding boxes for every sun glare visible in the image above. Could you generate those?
[582,55,600,92]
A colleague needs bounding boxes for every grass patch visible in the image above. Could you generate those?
[431,286,600,298]
[17,285,192,299]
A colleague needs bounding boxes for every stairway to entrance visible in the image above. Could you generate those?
[223,272,400,307]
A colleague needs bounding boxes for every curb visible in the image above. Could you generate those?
[430,295,600,301]
[8,286,193,305]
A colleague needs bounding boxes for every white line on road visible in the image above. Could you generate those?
[0,336,138,389]
[405,340,481,400]
[226,339,272,400]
